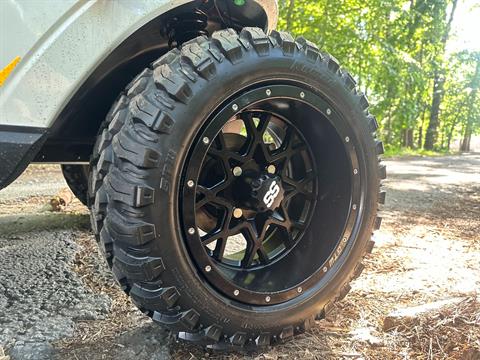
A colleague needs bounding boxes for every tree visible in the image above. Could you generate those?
[277,0,477,153]
[424,0,458,150]
[460,54,480,151]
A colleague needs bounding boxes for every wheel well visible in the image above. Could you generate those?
[35,0,269,163]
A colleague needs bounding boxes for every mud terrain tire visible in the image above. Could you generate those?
[61,165,89,206]
[89,27,385,349]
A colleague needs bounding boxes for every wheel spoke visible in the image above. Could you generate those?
[201,206,233,250]
[292,220,306,231]
[213,238,227,260]
[240,113,259,159]
[240,220,266,268]
[201,228,224,245]
[279,202,292,225]
[269,205,290,228]
[208,128,249,167]
[208,146,247,166]
[256,245,270,264]
[270,204,299,248]
[264,210,297,250]
[240,113,257,139]
[196,185,213,209]
[257,216,272,237]
[196,182,234,209]
[268,148,289,164]
[267,127,306,166]
[215,130,227,150]
[255,112,271,136]
[241,242,257,268]
[240,112,272,159]
[291,142,308,153]
[283,171,316,202]
[282,228,295,248]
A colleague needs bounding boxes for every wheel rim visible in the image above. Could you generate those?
[181,84,363,305]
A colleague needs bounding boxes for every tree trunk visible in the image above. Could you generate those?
[385,104,395,144]
[285,0,295,32]
[460,129,472,152]
[417,107,427,148]
[424,72,445,149]
[446,122,456,150]
[440,124,446,149]
[402,129,414,148]
[460,57,480,152]
[424,0,458,150]
[418,125,423,148]
[407,128,414,148]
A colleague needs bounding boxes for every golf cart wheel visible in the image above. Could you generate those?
[61,164,89,206]
[89,27,386,349]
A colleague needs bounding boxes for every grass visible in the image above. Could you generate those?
[383,145,454,158]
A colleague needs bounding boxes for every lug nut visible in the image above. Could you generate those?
[266,89,272,96]
[234,289,240,296]
[202,137,210,145]
[265,296,271,303]
[187,180,195,188]
[233,208,243,218]
[188,227,195,235]
[232,103,239,111]
[297,287,302,293]
[205,265,212,272]
[300,91,305,98]
[232,166,242,177]
[326,108,332,115]
[266,164,276,174]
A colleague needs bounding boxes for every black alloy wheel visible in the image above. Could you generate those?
[181,84,362,306]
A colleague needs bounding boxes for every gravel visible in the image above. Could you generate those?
[0,164,173,359]
[0,230,110,359]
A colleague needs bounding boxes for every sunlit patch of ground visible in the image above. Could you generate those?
[1,154,478,359]
[172,154,480,359]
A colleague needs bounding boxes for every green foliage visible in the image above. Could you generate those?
[278,0,480,153]
[383,145,452,158]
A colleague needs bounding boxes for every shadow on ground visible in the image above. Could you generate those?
[0,154,479,359]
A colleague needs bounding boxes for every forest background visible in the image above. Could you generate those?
[278,0,480,155]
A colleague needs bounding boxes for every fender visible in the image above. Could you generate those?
[0,0,195,129]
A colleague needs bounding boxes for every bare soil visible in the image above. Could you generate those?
[0,154,478,360]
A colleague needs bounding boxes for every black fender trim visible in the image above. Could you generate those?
[0,125,47,190]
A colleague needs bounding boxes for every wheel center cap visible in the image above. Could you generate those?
[251,174,285,212]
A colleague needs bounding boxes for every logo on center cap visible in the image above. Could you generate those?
[263,180,280,208]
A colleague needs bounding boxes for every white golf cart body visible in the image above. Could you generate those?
[0,0,277,189]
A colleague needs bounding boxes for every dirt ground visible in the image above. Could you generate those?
[0,154,478,360]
